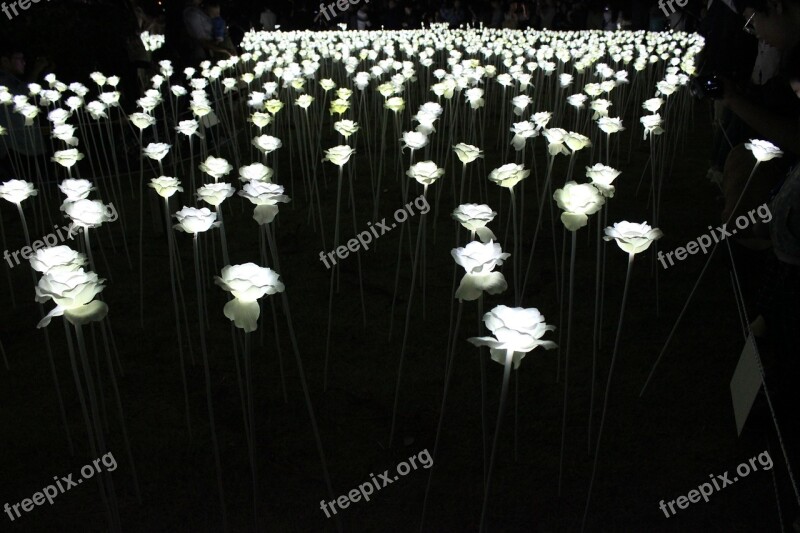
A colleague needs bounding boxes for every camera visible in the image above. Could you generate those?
[690,74,725,100]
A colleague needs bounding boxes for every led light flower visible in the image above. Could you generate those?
[452,143,483,165]
[130,112,156,130]
[295,94,314,109]
[642,97,663,113]
[215,263,285,332]
[252,135,282,155]
[319,79,336,91]
[603,221,663,254]
[35,269,107,328]
[323,145,356,166]
[85,101,108,119]
[464,87,485,109]
[489,163,529,188]
[564,132,592,152]
[640,114,665,140]
[452,203,497,242]
[238,181,290,224]
[329,98,350,115]
[585,164,621,198]
[51,124,79,146]
[64,199,115,229]
[175,119,200,137]
[385,97,405,112]
[173,206,221,234]
[589,98,612,119]
[400,131,429,151]
[196,182,235,206]
[239,163,273,183]
[468,305,557,369]
[543,128,570,156]
[597,117,625,134]
[58,179,94,201]
[0,179,37,204]
[407,161,444,186]
[553,181,605,231]
[567,94,588,109]
[47,108,70,126]
[744,139,784,162]
[452,240,510,301]
[149,176,183,198]
[51,149,85,169]
[142,143,171,161]
[510,121,537,151]
[511,95,532,116]
[334,119,359,138]
[199,156,233,181]
[30,246,87,275]
[531,111,552,131]
[249,111,272,129]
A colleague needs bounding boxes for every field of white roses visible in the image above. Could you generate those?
[0,25,781,531]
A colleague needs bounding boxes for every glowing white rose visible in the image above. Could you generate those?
[239,181,290,224]
[452,143,483,165]
[196,182,235,206]
[173,206,221,234]
[215,263,285,332]
[510,121,537,151]
[603,221,663,255]
[149,176,183,198]
[744,139,784,163]
[323,145,356,166]
[0,179,38,204]
[51,149,85,169]
[567,94,588,109]
[400,131,429,151]
[175,119,200,137]
[35,269,107,328]
[468,305,557,369]
[564,132,592,152]
[553,181,605,231]
[58,179,94,201]
[597,117,625,134]
[30,246,87,275]
[252,135,282,155]
[543,128,570,156]
[407,161,444,186]
[642,97,663,113]
[452,240,510,301]
[239,163,273,183]
[51,124,79,146]
[142,143,171,161]
[452,203,497,242]
[585,164,621,198]
[334,120,359,138]
[199,156,233,181]
[64,199,115,228]
[489,163,529,189]
[130,112,156,130]
[640,114,665,140]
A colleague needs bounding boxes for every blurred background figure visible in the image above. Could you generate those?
[260,6,277,30]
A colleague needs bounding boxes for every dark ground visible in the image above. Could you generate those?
[0,78,791,533]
